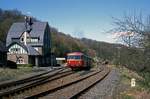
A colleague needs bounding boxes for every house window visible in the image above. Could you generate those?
[31,38,39,43]
[11,48,20,53]
[21,38,24,42]
[17,57,24,64]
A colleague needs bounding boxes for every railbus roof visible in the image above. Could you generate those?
[67,52,84,56]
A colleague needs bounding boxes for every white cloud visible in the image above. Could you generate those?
[110,31,135,39]
[27,11,32,15]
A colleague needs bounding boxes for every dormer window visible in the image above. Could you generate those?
[31,37,39,43]
[21,38,24,42]
[20,31,31,44]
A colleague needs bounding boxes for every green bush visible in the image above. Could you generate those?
[138,72,150,91]
[7,60,17,69]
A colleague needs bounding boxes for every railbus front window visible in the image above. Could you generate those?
[67,55,81,59]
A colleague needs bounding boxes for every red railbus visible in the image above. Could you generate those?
[66,52,92,70]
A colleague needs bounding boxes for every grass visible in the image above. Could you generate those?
[120,93,135,99]
[17,64,33,67]
[0,67,45,82]
[109,65,150,99]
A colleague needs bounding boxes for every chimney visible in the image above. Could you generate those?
[28,17,33,31]
[24,16,33,32]
[24,16,28,31]
[24,31,27,45]
[29,17,33,26]
[24,16,33,45]
[24,16,29,45]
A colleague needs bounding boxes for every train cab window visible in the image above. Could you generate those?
[80,56,84,59]
[74,56,81,59]
[67,55,81,59]
[67,56,73,59]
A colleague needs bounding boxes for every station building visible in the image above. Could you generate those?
[6,17,52,66]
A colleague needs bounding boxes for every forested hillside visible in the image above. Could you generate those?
[0,9,146,72]
[0,9,24,42]
[0,9,120,60]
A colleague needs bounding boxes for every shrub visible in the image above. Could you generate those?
[6,60,17,69]
[138,72,150,91]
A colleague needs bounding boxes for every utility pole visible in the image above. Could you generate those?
[129,35,131,48]
[127,31,134,48]
[117,46,121,67]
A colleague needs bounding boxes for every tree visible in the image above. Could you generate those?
[111,12,150,72]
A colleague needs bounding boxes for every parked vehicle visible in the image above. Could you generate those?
[66,52,93,70]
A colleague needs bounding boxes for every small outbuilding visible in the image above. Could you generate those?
[56,57,66,66]
[0,41,7,67]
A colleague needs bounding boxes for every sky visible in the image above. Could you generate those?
[0,0,149,43]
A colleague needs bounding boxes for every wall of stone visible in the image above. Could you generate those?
[7,54,28,64]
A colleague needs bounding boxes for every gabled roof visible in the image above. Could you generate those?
[26,45,40,55]
[7,41,28,51]
[6,21,48,46]
[7,42,40,56]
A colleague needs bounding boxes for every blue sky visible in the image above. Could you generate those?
[0,0,149,43]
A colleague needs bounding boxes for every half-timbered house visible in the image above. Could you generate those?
[6,17,51,66]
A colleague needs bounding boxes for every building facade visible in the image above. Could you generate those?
[6,17,51,66]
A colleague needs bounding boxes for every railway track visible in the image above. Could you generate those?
[0,66,110,99]
[0,67,64,90]
[0,67,72,99]
[38,66,110,99]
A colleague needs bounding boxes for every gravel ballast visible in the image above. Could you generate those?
[79,68,120,99]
